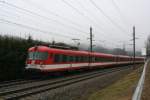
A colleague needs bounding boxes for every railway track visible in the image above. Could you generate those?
[0,79,41,88]
[0,66,133,100]
[0,73,65,88]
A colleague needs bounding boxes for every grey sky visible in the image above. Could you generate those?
[0,0,149,51]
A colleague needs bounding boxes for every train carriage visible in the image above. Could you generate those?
[26,46,144,72]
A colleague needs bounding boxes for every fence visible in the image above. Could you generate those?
[132,59,149,100]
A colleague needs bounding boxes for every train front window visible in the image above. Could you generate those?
[28,52,48,60]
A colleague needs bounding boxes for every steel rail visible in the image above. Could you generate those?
[0,66,132,100]
[0,79,42,88]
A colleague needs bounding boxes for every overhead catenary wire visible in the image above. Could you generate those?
[0,9,87,38]
[0,0,88,34]
[61,0,103,29]
[0,18,78,39]
[89,0,130,36]
[25,0,123,42]
[5,0,128,43]
[22,0,88,33]
[0,0,131,48]
[61,0,122,42]
[0,6,118,47]
[72,0,127,43]
[75,0,108,33]
[0,18,129,50]
[61,0,130,42]
[111,0,130,27]
[61,0,85,16]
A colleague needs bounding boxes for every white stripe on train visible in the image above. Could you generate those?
[26,61,137,71]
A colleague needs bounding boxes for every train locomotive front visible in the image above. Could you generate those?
[26,46,52,72]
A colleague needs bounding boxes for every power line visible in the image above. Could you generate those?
[1,0,126,43]
[62,0,85,16]
[34,0,123,43]
[75,0,109,33]
[0,0,130,46]
[62,0,129,42]
[0,9,87,38]
[62,0,120,42]
[0,0,88,34]
[0,7,20,18]
[111,0,129,27]
[89,0,129,36]
[0,6,124,47]
[62,0,101,28]
[22,0,87,33]
[0,18,78,39]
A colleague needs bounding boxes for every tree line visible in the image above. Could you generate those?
[0,34,143,81]
[0,35,77,81]
[0,35,46,80]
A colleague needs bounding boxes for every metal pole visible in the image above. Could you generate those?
[133,26,135,66]
[90,27,93,53]
[89,27,93,64]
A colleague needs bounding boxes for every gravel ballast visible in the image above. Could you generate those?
[20,66,139,100]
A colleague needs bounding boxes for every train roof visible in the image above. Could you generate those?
[28,46,115,57]
[28,46,144,59]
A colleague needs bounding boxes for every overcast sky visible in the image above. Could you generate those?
[0,0,150,51]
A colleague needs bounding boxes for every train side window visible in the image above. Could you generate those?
[70,56,73,62]
[80,56,82,62]
[70,56,72,62]
[62,55,67,62]
[87,56,89,62]
[54,54,59,63]
[75,56,78,62]
[97,57,100,62]
[101,57,106,62]
[98,57,100,62]
[83,56,85,62]
[95,57,97,62]
[77,56,80,62]
[81,56,84,62]
[84,56,87,62]
[73,56,76,62]
[68,56,72,62]
[98,57,101,62]
[71,56,75,62]
[54,54,62,63]
[92,57,95,62]
[92,57,94,62]
[68,56,70,62]
[85,56,88,62]
[98,58,100,62]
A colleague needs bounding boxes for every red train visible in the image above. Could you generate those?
[25,46,144,72]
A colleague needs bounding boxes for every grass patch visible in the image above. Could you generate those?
[88,66,143,100]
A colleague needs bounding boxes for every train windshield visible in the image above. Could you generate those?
[28,52,48,60]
